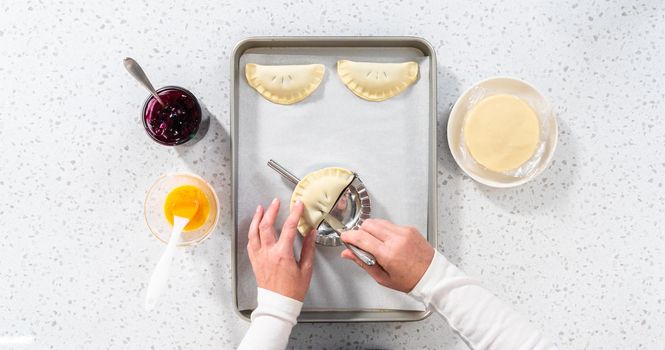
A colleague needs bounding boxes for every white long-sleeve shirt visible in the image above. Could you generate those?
[238,251,555,350]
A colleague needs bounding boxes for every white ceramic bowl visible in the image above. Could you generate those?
[447,77,558,188]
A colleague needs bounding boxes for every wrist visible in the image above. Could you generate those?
[404,246,436,292]
[256,282,305,302]
[255,287,304,322]
[408,251,480,304]
[408,250,445,299]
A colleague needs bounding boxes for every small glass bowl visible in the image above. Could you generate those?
[144,173,219,246]
[141,86,202,146]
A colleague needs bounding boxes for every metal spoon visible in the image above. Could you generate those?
[123,57,165,107]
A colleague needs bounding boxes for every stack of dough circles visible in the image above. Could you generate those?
[290,167,355,236]
[463,94,540,173]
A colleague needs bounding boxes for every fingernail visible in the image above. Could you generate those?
[295,199,302,206]
[272,197,279,204]
[255,205,261,213]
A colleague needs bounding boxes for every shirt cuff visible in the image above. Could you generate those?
[252,288,303,325]
[408,250,476,304]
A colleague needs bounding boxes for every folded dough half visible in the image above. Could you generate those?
[290,167,355,235]
[337,60,418,101]
[245,63,325,105]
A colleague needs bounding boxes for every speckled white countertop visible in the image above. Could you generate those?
[1,1,664,349]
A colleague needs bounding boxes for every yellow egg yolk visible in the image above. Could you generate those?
[163,185,210,231]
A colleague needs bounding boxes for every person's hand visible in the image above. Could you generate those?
[340,219,434,293]
[247,198,317,302]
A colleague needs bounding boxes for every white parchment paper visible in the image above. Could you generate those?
[237,47,430,311]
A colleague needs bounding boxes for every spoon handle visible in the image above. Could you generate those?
[123,57,165,106]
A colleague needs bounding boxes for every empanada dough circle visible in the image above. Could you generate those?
[289,167,355,236]
[245,63,325,105]
[337,60,419,101]
[464,94,540,172]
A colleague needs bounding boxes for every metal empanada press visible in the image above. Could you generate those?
[267,159,375,265]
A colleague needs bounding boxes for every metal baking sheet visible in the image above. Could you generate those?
[231,37,437,322]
